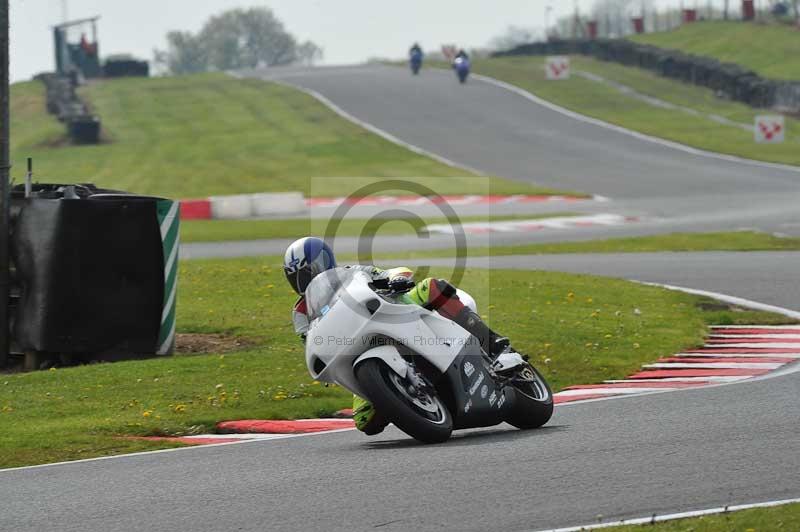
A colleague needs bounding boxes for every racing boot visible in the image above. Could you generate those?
[352,395,389,435]
[453,308,510,359]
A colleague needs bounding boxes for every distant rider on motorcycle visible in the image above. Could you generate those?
[284,237,512,435]
[409,43,424,74]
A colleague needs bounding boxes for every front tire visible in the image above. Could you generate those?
[355,359,452,444]
[504,364,554,430]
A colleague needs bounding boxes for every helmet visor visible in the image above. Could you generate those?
[285,266,316,295]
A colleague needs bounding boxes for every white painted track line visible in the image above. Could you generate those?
[641,282,800,321]
[676,352,800,359]
[702,342,800,349]
[710,334,800,339]
[556,387,677,396]
[711,325,800,329]
[537,497,800,532]
[603,376,750,383]
[643,362,784,370]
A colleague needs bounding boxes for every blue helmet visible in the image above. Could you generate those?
[283,237,337,294]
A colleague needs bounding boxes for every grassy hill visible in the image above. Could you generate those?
[631,21,800,80]
[9,74,550,198]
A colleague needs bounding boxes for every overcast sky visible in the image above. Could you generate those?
[10,0,708,82]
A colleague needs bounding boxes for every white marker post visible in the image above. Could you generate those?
[754,115,785,144]
[545,56,571,80]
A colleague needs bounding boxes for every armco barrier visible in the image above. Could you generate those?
[104,58,149,78]
[493,39,800,112]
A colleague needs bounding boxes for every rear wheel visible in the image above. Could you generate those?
[355,359,452,444]
[504,364,554,430]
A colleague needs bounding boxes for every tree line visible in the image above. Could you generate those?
[154,7,323,75]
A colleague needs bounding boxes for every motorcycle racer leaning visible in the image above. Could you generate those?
[284,237,511,435]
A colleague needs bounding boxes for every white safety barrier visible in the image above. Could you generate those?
[209,192,308,219]
[209,194,253,220]
[251,192,307,217]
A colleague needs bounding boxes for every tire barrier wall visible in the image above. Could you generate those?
[9,184,179,368]
[35,73,101,144]
[104,59,150,78]
[493,39,800,112]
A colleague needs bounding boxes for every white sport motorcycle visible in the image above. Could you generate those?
[304,268,553,443]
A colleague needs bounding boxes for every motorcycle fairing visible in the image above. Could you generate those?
[438,342,509,430]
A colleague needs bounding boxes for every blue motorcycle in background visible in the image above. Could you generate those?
[410,49,423,75]
[453,56,470,84]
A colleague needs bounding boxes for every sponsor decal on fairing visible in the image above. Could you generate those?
[488,390,497,406]
[468,372,485,396]
[463,360,475,378]
[497,393,506,408]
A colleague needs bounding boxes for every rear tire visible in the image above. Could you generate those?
[355,359,452,444]
[505,364,554,430]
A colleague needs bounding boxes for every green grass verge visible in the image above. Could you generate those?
[607,501,800,531]
[370,231,800,260]
[0,257,794,468]
[631,21,800,80]
[9,75,561,198]
[180,212,578,243]
[470,55,800,165]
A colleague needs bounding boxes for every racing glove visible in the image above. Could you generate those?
[388,276,416,293]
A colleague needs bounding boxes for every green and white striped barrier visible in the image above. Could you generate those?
[156,200,180,355]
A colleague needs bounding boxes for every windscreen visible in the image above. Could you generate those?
[305,267,359,321]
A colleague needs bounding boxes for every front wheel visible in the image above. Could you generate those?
[504,364,554,430]
[355,359,452,443]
